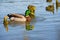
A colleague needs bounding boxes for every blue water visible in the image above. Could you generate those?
[0,0,60,40]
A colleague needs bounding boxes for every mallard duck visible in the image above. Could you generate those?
[3,13,32,24]
[3,14,32,32]
[3,5,36,24]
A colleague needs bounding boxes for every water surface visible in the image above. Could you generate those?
[0,0,60,40]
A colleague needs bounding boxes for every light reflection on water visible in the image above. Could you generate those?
[0,0,60,40]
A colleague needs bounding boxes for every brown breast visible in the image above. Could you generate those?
[26,16,31,22]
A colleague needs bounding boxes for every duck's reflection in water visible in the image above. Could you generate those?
[9,21,26,27]
[23,21,35,40]
[3,21,25,32]
[3,15,46,32]
[3,23,8,32]
[25,21,34,31]
[23,30,29,40]
[3,19,34,40]
[3,18,34,32]
[3,16,46,40]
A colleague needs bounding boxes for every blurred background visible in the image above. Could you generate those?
[0,0,60,40]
